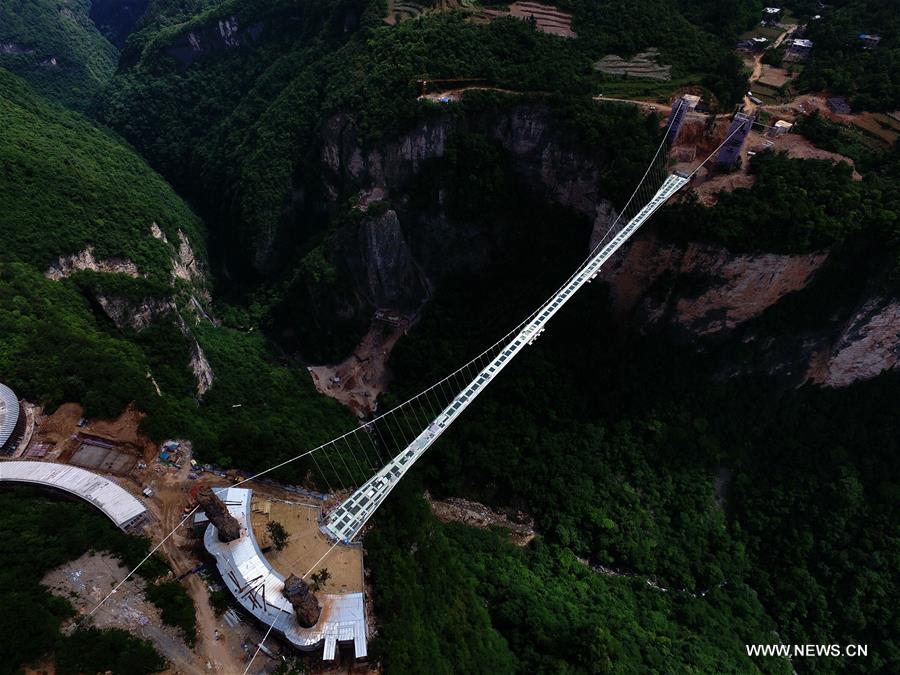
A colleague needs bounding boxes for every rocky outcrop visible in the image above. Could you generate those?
[198,489,241,542]
[319,105,616,234]
[97,295,175,333]
[600,231,900,386]
[281,574,321,628]
[286,101,893,389]
[602,234,829,337]
[188,337,214,397]
[166,15,264,65]
[808,297,900,387]
[0,42,34,55]
[45,247,139,280]
[44,231,214,397]
[354,209,427,309]
[280,104,621,354]
[173,229,205,285]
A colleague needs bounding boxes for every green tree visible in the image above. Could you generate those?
[310,568,331,591]
[267,521,291,551]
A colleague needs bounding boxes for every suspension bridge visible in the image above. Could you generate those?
[78,100,747,670]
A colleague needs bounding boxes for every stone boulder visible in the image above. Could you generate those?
[281,574,321,627]
[198,489,241,542]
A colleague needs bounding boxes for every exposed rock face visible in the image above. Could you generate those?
[808,297,900,387]
[284,104,620,352]
[173,229,205,284]
[0,42,34,55]
[43,228,213,396]
[97,295,175,333]
[355,209,427,308]
[602,234,829,337]
[188,336,214,397]
[90,295,213,396]
[600,231,900,386]
[166,15,264,65]
[45,247,139,280]
[198,489,241,542]
[150,222,167,242]
[274,101,893,388]
[281,574,321,628]
[319,105,614,231]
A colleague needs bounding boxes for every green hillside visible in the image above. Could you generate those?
[98,0,749,278]
[0,68,204,276]
[0,0,118,109]
[0,69,349,473]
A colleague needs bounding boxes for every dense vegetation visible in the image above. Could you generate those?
[0,65,352,476]
[790,0,900,111]
[369,482,791,674]
[0,0,118,109]
[658,150,900,272]
[0,262,351,477]
[97,0,750,280]
[55,628,165,675]
[0,488,169,674]
[377,232,900,672]
[0,68,204,277]
[1,0,898,673]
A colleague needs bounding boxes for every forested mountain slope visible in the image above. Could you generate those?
[1,0,898,672]
[0,0,118,109]
[97,0,748,278]
[0,67,349,472]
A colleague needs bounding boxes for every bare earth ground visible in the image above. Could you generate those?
[44,553,204,674]
[140,454,249,674]
[426,493,537,546]
[742,24,796,112]
[419,85,522,102]
[309,313,413,415]
[26,402,155,473]
[774,133,862,179]
[10,400,373,672]
[250,497,364,593]
[756,64,795,90]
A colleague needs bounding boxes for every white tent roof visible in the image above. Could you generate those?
[0,383,20,449]
[0,461,147,528]
[203,487,367,659]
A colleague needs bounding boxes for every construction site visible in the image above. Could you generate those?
[0,384,372,673]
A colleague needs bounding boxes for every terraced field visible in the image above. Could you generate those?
[482,1,575,38]
[594,48,672,81]
[386,0,477,24]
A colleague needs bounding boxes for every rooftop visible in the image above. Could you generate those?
[0,460,147,528]
[0,383,19,449]
[202,487,367,660]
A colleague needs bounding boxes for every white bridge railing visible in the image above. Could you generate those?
[324,172,689,542]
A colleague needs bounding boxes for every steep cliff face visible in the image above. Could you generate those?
[601,231,899,386]
[292,103,894,387]
[43,229,215,397]
[45,247,140,280]
[318,105,617,257]
[602,235,829,337]
[807,297,900,387]
[287,104,618,357]
[353,208,428,309]
[164,15,264,65]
